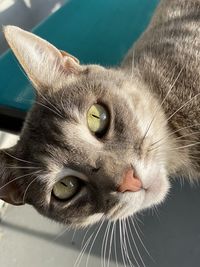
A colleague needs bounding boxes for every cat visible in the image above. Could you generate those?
[0,0,199,228]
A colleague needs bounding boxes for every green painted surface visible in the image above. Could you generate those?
[0,0,159,112]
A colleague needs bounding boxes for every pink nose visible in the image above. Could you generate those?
[117,168,142,193]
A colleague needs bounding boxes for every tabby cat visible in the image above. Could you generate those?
[0,0,199,227]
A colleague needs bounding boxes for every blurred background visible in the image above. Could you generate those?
[0,0,67,55]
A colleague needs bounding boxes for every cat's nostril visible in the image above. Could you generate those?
[117,168,142,193]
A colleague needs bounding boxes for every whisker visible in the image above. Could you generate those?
[172,141,200,150]
[119,219,127,267]
[5,166,41,170]
[22,174,42,203]
[166,92,200,123]
[101,221,108,267]
[107,221,115,267]
[122,218,136,267]
[74,226,96,267]
[174,131,200,141]
[53,226,70,241]
[151,140,200,153]
[114,221,119,267]
[0,170,41,192]
[139,67,184,147]
[75,220,105,267]
[81,226,91,249]
[130,217,153,261]
[71,228,77,244]
[103,221,111,267]
[2,150,37,165]
[37,91,63,116]
[127,218,145,267]
[152,123,200,146]
[149,123,200,151]
[35,101,63,119]
[124,220,140,267]
[85,217,105,267]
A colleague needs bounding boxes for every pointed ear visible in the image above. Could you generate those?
[3,25,82,90]
[0,149,24,206]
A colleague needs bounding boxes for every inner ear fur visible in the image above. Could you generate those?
[3,25,83,90]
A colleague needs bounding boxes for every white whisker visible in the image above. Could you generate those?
[126,219,140,266]
[38,91,63,116]
[22,175,42,203]
[74,227,96,267]
[167,92,200,123]
[130,217,153,261]
[53,226,70,241]
[86,218,105,267]
[119,219,127,267]
[3,150,37,165]
[127,218,145,267]
[107,221,115,267]
[123,218,136,267]
[35,101,63,119]
[81,226,91,249]
[140,67,183,146]
[71,228,77,244]
[114,221,119,267]
[0,170,41,192]
[103,221,111,267]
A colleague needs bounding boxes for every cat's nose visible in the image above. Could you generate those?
[117,168,142,193]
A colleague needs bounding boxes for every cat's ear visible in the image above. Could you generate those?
[3,25,82,90]
[0,149,24,206]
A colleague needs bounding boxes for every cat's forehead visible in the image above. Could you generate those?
[33,67,128,123]
[50,66,126,101]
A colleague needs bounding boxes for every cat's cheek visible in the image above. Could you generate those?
[142,175,170,210]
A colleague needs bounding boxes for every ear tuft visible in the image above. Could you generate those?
[3,25,82,90]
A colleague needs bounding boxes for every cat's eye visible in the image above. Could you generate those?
[52,176,79,200]
[87,104,109,136]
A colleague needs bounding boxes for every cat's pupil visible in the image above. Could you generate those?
[92,114,100,119]
[61,182,68,187]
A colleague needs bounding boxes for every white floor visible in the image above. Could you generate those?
[0,131,19,149]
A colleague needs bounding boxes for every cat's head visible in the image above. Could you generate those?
[0,26,170,227]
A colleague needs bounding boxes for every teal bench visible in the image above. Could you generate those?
[0,0,159,132]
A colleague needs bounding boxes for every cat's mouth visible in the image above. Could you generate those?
[107,168,169,221]
[107,189,146,221]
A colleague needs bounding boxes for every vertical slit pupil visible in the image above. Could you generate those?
[92,114,100,119]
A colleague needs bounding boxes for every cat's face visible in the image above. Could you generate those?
[0,26,170,227]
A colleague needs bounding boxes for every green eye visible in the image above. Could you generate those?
[52,176,79,200]
[87,104,109,135]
